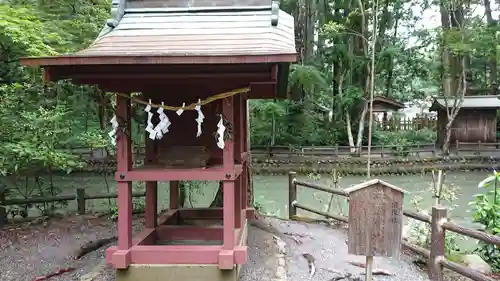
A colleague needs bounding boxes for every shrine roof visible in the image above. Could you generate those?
[21,3,296,66]
[429,95,500,111]
[344,179,408,194]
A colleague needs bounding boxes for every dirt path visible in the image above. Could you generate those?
[0,215,285,281]
[0,215,144,281]
[264,217,430,281]
[0,214,431,281]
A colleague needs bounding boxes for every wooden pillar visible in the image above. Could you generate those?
[243,96,251,208]
[220,96,235,270]
[170,181,179,209]
[234,95,242,228]
[144,138,157,228]
[429,207,447,281]
[115,93,132,268]
[234,175,242,228]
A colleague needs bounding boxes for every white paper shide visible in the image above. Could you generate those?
[194,99,204,137]
[216,115,226,149]
[108,115,119,146]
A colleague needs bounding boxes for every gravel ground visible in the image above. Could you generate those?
[264,217,431,281]
[0,214,144,281]
[0,214,435,281]
[0,215,283,281]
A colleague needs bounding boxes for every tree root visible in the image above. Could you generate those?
[302,253,316,277]
[347,261,394,276]
[33,267,75,281]
[248,218,302,244]
[73,236,117,259]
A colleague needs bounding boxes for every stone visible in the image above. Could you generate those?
[462,254,491,274]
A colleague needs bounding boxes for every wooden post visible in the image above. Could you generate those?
[365,256,373,281]
[380,143,384,158]
[218,96,236,270]
[76,188,86,215]
[116,93,133,257]
[144,137,157,228]
[288,171,297,219]
[429,206,447,281]
[0,187,6,227]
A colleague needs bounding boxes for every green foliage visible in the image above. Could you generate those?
[409,174,465,259]
[288,64,328,96]
[469,172,500,272]
[376,129,436,156]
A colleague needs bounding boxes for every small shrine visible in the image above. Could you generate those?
[20,1,296,280]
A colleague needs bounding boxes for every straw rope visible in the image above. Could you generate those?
[114,87,250,111]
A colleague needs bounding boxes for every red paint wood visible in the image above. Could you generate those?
[156,225,224,241]
[235,176,242,228]
[21,53,296,67]
[177,207,222,219]
[223,96,235,172]
[145,137,158,228]
[107,245,247,265]
[223,181,235,250]
[115,94,133,267]
[116,165,243,181]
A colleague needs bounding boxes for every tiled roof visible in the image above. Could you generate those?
[430,95,500,110]
[76,8,295,57]
[126,0,270,9]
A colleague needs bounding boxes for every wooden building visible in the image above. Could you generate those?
[20,0,296,280]
[369,96,405,122]
[429,95,500,147]
[371,96,405,113]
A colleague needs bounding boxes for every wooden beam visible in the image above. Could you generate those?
[62,72,270,81]
[20,54,296,67]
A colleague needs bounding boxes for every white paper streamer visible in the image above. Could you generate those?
[153,102,171,139]
[108,115,119,146]
[216,115,226,149]
[145,99,155,139]
[176,102,186,116]
[194,99,204,137]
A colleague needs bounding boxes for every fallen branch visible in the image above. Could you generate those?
[33,268,75,281]
[74,236,117,259]
[302,253,316,277]
[347,261,394,276]
[249,218,300,244]
[283,231,313,240]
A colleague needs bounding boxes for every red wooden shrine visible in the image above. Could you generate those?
[21,0,295,272]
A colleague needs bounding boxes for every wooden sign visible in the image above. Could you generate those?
[345,179,406,258]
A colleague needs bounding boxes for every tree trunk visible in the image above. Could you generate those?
[484,0,497,86]
[179,181,186,208]
[209,181,224,208]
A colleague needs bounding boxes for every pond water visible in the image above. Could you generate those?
[5,171,493,250]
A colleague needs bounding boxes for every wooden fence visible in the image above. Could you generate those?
[0,188,145,227]
[288,171,500,281]
[455,142,500,156]
[252,143,439,157]
[374,117,437,132]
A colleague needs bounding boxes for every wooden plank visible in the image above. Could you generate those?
[347,182,404,257]
[20,54,297,67]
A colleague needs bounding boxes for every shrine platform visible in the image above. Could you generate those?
[106,207,254,272]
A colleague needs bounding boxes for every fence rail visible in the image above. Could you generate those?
[455,141,500,156]
[0,188,145,227]
[374,117,437,132]
[58,141,500,160]
[253,143,439,157]
[287,171,500,281]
